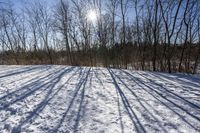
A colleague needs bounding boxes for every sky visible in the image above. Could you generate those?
[2,0,56,8]
[0,0,135,22]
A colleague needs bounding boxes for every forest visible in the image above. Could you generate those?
[1,1,200,132]
[0,0,200,74]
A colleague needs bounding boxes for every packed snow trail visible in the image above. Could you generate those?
[0,66,200,133]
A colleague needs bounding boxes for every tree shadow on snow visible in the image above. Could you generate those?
[93,68,125,133]
[0,65,50,79]
[108,68,146,133]
[4,65,53,86]
[143,72,200,107]
[0,67,73,111]
[109,69,168,133]
[0,66,62,102]
[149,72,200,91]
[10,66,77,133]
[51,67,91,133]
[118,69,200,131]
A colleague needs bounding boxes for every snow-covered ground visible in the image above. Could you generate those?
[0,65,200,133]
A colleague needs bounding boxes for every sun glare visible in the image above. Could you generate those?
[87,10,97,23]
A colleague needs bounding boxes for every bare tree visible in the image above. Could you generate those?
[159,0,182,73]
[35,2,53,63]
[193,18,200,74]
[55,0,73,65]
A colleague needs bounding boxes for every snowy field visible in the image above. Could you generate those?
[0,65,200,133]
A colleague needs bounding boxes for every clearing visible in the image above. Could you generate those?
[0,65,200,133]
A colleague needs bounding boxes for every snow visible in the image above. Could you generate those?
[0,65,200,133]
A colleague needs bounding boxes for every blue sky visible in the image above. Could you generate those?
[1,0,56,8]
[1,0,135,22]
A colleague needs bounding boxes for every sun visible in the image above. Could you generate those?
[87,10,97,23]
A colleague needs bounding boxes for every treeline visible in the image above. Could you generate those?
[0,0,200,74]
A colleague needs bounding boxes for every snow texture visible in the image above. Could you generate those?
[0,65,200,133]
